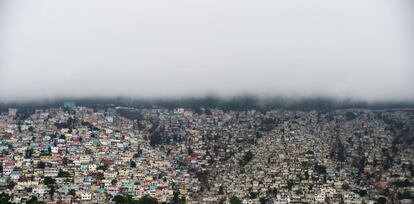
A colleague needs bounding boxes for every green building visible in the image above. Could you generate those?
[63,101,76,109]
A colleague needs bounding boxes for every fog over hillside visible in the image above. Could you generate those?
[1,0,413,102]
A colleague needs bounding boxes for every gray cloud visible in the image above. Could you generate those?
[1,0,413,102]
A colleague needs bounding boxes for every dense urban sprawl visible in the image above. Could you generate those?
[0,105,413,203]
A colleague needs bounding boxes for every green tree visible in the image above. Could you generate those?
[314,164,327,174]
[113,195,128,204]
[137,195,158,204]
[97,165,108,171]
[134,149,143,158]
[37,161,46,169]
[0,192,11,204]
[342,183,350,191]
[239,151,254,166]
[287,179,294,190]
[130,160,137,168]
[57,169,71,177]
[219,185,224,195]
[358,189,367,197]
[187,147,193,155]
[63,157,69,165]
[43,177,56,185]
[7,181,16,190]
[230,196,242,204]
[259,197,268,204]
[173,190,180,204]
[68,189,76,196]
[49,186,55,200]
[377,197,387,204]
[268,187,277,196]
[179,196,186,204]
[150,130,162,146]
[244,151,254,163]
[26,196,40,204]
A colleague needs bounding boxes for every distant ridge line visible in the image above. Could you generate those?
[1,96,414,112]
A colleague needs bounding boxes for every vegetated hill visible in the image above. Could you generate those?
[1,96,414,113]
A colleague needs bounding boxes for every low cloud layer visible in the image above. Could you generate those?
[1,0,413,102]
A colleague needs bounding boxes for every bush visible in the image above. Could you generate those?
[230,196,241,204]
[342,183,350,191]
[43,177,56,185]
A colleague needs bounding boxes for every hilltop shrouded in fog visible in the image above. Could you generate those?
[1,0,413,102]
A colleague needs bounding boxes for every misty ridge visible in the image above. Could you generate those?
[1,96,414,113]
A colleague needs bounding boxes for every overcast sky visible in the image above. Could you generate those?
[1,0,413,102]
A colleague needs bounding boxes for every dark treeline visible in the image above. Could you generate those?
[1,96,414,113]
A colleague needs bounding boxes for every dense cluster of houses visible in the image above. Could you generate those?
[200,110,414,203]
[0,106,413,203]
[0,107,199,203]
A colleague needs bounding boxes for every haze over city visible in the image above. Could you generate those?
[1,0,413,102]
[1,1,414,203]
